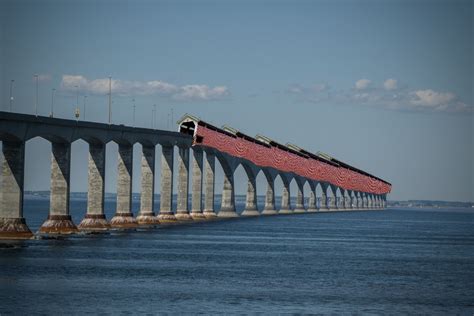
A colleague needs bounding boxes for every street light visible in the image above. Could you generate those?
[152,104,157,129]
[83,95,87,121]
[9,80,14,112]
[108,76,112,124]
[34,74,39,116]
[132,98,136,127]
[50,88,56,117]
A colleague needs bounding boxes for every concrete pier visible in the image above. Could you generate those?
[40,142,77,234]
[261,171,277,215]
[242,168,259,216]
[110,144,138,228]
[307,182,318,212]
[136,145,160,225]
[158,145,177,222]
[294,178,306,213]
[279,176,293,214]
[190,148,206,220]
[320,183,328,210]
[78,143,109,231]
[218,162,238,218]
[176,146,192,221]
[203,151,217,218]
[328,185,337,210]
[339,188,346,210]
[0,141,33,239]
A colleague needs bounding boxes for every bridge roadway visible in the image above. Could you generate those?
[0,111,389,239]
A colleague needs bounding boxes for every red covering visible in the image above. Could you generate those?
[195,125,391,195]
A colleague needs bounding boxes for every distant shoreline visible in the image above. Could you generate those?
[24,191,473,208]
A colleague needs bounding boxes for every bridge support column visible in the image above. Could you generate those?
[307,182,317,212]
[176,146,192,221]
[328,185,337,210]
[158,145,177,222]
[320,183,328,210]
[111,144,138,228]
[347,190,353,209]
[190,148,206,220]
[242,172,259,216]
[279,176,293,214]
[0,141,33,239]
[40,142,77,234]
[261,172,277,215]
[340,189,346,210]
[294,179,306,213]
[79,143,109,231]
[203,151,217,218]
[136,145,160,225]
[218,163,238,218]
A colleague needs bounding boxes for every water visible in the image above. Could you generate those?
[1,197,473,314]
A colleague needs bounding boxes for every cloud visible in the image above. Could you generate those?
[409,89,455,108]
[286,80,472,113]
[355,79,371,90]
[384,78,397,90]
[60,75,229,101]
[33,74,52,82]
[173,85,229,101]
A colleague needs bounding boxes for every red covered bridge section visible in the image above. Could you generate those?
[179,115,391,195]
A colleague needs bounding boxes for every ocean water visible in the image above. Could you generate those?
[1,196,473,315]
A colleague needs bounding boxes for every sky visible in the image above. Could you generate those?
[1,0,473,202]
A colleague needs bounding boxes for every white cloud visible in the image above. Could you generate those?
[383,78,397,90]
[60,75,228,101]
[410,89,456,108]
[173,85,229,101]
[355,79,371,90]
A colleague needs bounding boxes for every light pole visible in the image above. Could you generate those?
[108,76,112,124]
[34,74,39,116]
[152,104,157,129]
[83,95,87,121]
[132,98,136,127]
[50,88,56,117]
[9,80,14,112]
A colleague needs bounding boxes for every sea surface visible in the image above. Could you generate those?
[1,196,473,315]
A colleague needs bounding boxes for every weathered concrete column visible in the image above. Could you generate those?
[347,190,353,209]
[328,185,337,210]
[40,142,77,234]
[362,192,368,209]
[242,171,259,216]
[279,176,293,214]
[261,171,277,215]
[294,178,306,213]
[203,151,217,218]
[79,143,109,231]
[110,144,138,228]
[0,141,33,239]
[176,146,192,221]
[382,194,387,208]
[190,147,206,220]
[158,145,177,222]
[218,161,238,218]
[320,183,329,210]
[374,195,380,209]
[136,145,160,225]
[307,182,317,213]
[340,188,346,210]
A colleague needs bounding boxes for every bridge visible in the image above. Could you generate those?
[0,111,390,239]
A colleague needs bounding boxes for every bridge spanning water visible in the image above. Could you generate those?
[0,111,390,239]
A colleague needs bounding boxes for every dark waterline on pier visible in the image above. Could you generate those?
[1,197,473,314]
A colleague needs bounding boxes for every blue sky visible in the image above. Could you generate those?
[1,0,472,202]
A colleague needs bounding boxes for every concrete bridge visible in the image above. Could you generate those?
[0,111,390,239]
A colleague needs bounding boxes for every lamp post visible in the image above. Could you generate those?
[152,104,157,129]
[108,76,112,124]
[50,88,56,117]
[132,98,136,127]
[83,95,87,121]
[9,80,14,112]
[34,74,39,116]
